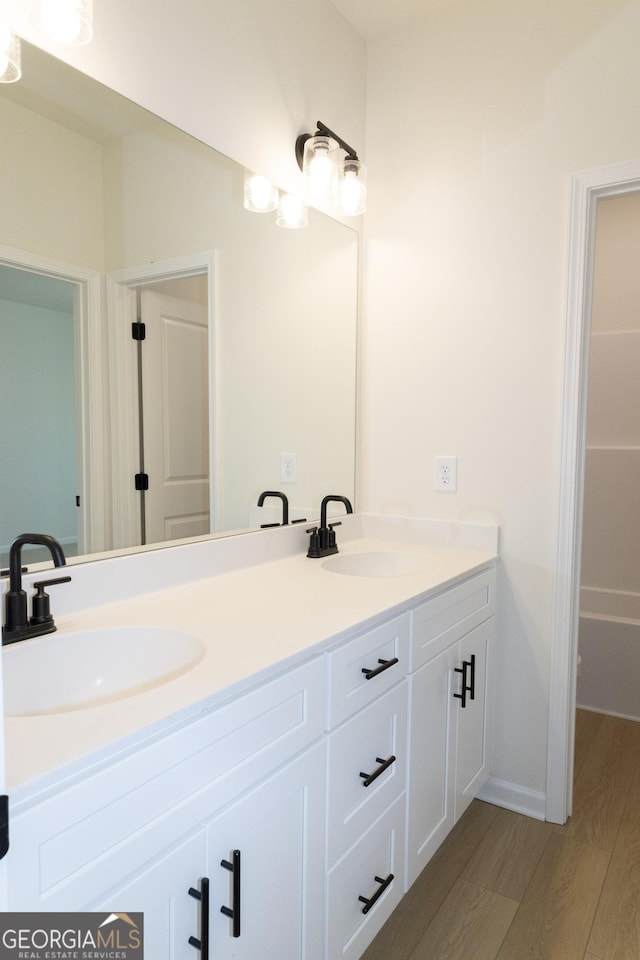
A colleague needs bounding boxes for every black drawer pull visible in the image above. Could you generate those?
[359,873,394,914]
[453,654,476,709]
[188,877,210,959]
[220,849,241,937]
[467,653,476,701]
[362,657,399,681]
[360,755,396,787]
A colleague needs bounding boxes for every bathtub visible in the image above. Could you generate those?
[577,587,640,721]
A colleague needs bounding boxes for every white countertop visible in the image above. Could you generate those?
[3,515,498,801]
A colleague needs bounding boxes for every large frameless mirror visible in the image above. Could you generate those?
[0,42,358,569]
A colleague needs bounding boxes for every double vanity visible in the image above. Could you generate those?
[2,514,497,959]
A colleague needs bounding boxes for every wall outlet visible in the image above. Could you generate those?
[434,455,457,493]
[280,452,297,483]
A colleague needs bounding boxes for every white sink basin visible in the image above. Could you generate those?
[321,551,438,578]
[3,626,205,717]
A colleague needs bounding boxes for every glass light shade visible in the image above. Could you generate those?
[276,193,308,229]
[0,27,21,83]
[340,158,367,216]
[41,0,93,45]
[302,135,339,210]
[244,171,279,213]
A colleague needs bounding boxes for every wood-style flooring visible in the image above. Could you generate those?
[361,709,640,960]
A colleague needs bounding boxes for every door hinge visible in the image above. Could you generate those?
[135,473,149,491]
[76,495,81,507]
[0,795,9,859]
[131,321,146,341]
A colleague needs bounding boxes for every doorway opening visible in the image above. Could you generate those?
[548,158,640,824]
[0,265,77,567]
[107,253,215,552]
[0,246,103,567]
[576,192,640,725]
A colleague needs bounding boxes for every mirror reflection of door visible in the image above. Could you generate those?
[0,265,79,568]
[136,277,210,546]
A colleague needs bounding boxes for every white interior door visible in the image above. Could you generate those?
[140,290,210,545]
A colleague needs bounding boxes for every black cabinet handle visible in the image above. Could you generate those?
[220,849,241,938]
[468,653,476,701]
[359,873,394,914]
[362,657,399,681]
[360,755,396,787]
[454,654,476,709]
[188,877,210,959]
[453,661,468,708]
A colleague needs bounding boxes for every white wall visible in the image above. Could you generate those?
[0,97,104,269]
[362,1,640,803]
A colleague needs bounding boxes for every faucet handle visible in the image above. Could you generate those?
[31,575,72,626]
[306,527,321,558]
[327,521,342,550]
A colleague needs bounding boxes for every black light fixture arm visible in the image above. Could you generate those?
[315,121,359,160]
[295,120,359,170]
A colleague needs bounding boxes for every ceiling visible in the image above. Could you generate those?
[0,265,74,313]
[329,0,462,38]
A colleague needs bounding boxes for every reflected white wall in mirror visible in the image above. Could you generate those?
[0,42,358,569]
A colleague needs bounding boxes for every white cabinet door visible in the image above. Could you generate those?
[90,830,206,960]
[406,616,492,887]
[455,618,491,821]
[405,642,458,888]
[206,741,326,960]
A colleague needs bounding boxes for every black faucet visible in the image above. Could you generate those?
[257,491,289,527]
[307,495,353,558]
[2,534,71,646]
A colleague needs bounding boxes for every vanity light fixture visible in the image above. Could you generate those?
[0,26,21,83]
[243,171,279,213]
[41,0,93,45]
[295,121,367,216]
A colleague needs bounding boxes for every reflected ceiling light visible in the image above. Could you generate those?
[0,26,21,83]
[244,171,279,213]
[295,121,367,216]
[276,192,308,229]
[41,0,93,45]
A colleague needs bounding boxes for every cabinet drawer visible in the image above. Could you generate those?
[327,681,407,866]
[410,568,495,671]
[326,614,409,729]
[326,794,406,960]
[9,656,325,908]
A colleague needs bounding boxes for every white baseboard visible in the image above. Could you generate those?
[477,776,547,821]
